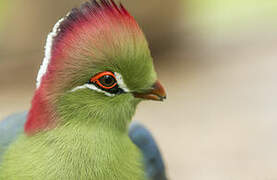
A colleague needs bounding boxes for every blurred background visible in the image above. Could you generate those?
[1,0,277,179]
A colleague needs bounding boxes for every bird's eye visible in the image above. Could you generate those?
[90,71,117,89]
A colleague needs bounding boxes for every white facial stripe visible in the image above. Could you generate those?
[70,84,115,97]
[114,72,130,92]
[36,17,65,89]
[70,72,129,97]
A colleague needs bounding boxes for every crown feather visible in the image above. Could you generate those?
[53,0,131,44]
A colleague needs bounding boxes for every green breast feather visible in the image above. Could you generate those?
[0,124,146,180]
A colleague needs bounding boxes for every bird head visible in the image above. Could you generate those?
[25,0,166,134]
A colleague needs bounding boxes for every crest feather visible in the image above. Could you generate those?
[36,0,135,89]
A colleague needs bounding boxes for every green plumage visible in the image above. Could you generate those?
[0,1,163,179]
[1,125,145,179]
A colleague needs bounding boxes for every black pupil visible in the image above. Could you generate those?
[99,75,115,87]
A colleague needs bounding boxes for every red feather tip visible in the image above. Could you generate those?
[57,1,129,33]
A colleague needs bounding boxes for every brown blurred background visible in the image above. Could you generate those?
[1,0,277,179]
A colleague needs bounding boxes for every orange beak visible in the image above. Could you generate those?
[133,81,167,101]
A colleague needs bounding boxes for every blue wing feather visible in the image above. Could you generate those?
[0,112,27,163]
[129,122,167,180]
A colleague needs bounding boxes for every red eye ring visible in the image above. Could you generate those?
[90,71,117,89]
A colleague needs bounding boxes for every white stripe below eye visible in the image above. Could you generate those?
[70,84,115,97]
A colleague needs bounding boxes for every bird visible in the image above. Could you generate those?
[0,0,167,179]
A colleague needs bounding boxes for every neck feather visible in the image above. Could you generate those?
[24,87,58,135]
